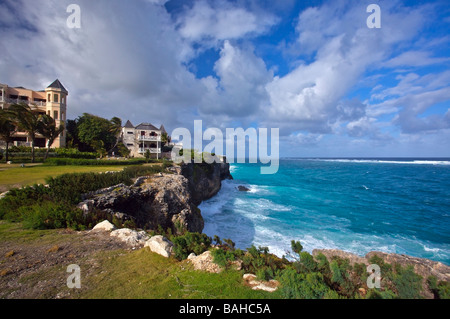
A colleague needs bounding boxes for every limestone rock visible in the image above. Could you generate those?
[243,274,279,292]
[187,250,222,273]
[110,228,149,248]
[145,235,174,258]
[312,249,368,266]
[92,220,116,232]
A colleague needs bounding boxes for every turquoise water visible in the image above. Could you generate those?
[199,159,450,265]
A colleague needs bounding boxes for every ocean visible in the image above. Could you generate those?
[198,158,450,265]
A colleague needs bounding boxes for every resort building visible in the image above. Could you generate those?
[122,120,166,158]
[0,79,68,148]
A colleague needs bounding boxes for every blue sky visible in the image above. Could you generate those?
[1,0,450,157]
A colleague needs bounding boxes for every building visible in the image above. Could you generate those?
[0,79,67,148]
[122,120,166,158]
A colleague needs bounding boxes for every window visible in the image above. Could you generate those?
[127,144,133,147]
[141,131,145,136]
[54,94,58,103]
[48,94,51,101]
[127,131,134,134]
[54,110,58,119]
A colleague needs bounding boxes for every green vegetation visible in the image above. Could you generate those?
[0,163,172,230]
[44,157,150,166]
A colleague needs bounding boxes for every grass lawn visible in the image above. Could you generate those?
[0,164,126,193]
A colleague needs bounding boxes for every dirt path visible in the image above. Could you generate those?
[0,226,131,299]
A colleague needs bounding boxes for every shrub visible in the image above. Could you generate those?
[171,232,212,260]
[392,264,423,299]
[19,201,86,230]
[278,268,330,299]
[428,276,450,299]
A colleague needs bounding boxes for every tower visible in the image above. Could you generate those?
[45,79,68,148]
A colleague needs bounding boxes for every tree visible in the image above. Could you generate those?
[0,108,17,162]
[108,116,122,153]
[76,113,123,156]
[38,114,65,160]
[8,103,42,163]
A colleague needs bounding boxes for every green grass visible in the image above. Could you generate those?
[0,221,279,299]
[0,164,126,192]
[80,248,279,299]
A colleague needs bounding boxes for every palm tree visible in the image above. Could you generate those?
[8,103,42,163]
[108,116,122,155]
[0,108,17,162]
[38,114,65,160]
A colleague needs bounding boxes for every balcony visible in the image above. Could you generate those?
[138,136,161,142]
[139,148,161,154]
[4,98,46,107]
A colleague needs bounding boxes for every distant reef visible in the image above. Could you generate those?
[77,161,232,235]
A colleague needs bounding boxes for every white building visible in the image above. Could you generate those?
[122,120,166,158]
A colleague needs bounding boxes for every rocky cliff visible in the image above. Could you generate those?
[180,161,233,206]
[77,162,232,234]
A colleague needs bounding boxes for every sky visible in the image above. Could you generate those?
[1,0,450,158]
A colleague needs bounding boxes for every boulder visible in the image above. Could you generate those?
[110,228,149,248]
[92,220,116,232]
[243,274,279,292]
[187,250,222,273]
[145,235,174,258]
[237,185,250,192]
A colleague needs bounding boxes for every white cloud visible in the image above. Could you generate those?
[176,0,278,45]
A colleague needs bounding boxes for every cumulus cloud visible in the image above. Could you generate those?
[176,0,278,46]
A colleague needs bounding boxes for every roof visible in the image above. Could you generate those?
[135,123,159,131]
[124,120,134,128]
[159,124,166,133]
[47,79,68,93]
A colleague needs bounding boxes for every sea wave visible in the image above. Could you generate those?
[317,159,450,166]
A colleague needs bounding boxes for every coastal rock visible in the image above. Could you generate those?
[237,185,250,192]
[187,250,222,273]
[110,228,149,248]
[77,173,203,234]
[145,235,174,258]
[180,161,233,206]
[243,274,279,292]
[312,249,368,266]
[92,220,116,232]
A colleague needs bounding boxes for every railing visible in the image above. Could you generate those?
[3,98,46,107]
[138,148,161,154]
[138,136,161,141]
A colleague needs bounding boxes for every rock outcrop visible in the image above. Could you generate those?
[78,162,232,235]
[145,235,174,258]
[187,250,223,273]
[242,274,279,292]
[92,220,116,232]
[110,228,150,248]
[180,161,233,206]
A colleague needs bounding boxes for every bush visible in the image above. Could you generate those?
[278,268,330,299]
[392,264,423,299]
[54,148,99,159]
[428,276,450,299]
[45,158,147,166]
[171,232,212,260]
[19,201,86,230]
